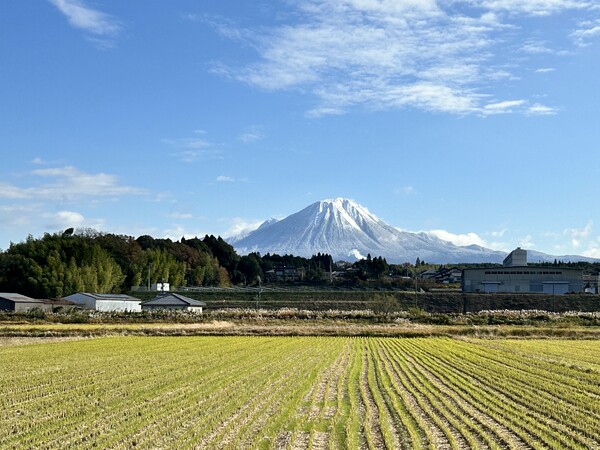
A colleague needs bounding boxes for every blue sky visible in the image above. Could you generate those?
[1,0,600,258]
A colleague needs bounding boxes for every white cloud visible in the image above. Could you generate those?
[571,19,600,46]
[428,229,488,247]
[490,228,508,238]
[526,103,558,115]
[162,226,207,242]
[535,67,556,73]
[349,249,367,260]
[213,0,599,116]
[395,185,416,196]
[223,217,265,238]
[49,0,120,47]
[0,166,145,201]
[217,175,235,182]
[583,245,600,259]
[472,0,592,16]
[563,221,593,248]
[483,99,526,114]
[49,0,120,34]
[564,221,593,239]
[239,127,265,143]
[44,210,85,228]
[520,40,554,54]
[426,227,516,251]
[519,235,535,248]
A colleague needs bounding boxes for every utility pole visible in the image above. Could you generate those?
[147,262,152,291]
[414,267,418,309]
[256,276,261,310]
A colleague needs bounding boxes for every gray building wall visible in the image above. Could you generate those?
[462,267,583,294]
[64,293,141,312]
[503,248,528,267]
[0,295,46,312]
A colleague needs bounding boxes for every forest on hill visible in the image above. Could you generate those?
[0,229,341,299]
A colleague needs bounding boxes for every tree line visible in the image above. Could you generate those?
[0,229,340,299]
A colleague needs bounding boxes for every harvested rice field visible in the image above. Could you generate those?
[1,336,599,449]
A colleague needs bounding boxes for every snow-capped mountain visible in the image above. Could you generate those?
[230,198,509,263]
[525,250,599,264]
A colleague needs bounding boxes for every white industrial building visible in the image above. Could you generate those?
[64,293,142,312]
[462,248,583,294]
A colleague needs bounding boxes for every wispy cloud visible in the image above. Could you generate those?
[216,175,249,183]
[0,166,145,201]
[534,67,556,73]
[167,212,193,220]
[526,103,558,115]
[238,126,265,143]
[520,39,555,54]
[395,186,416,196]
[483,99,526,115]
[211,0,599,116]
[163,131,223,162]
[563,221,593,248]
[49,0,120,47]
[472,0,592,16]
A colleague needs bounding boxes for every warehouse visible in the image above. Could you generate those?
[462,248,583,294]
[0,293,45,312]
[64,292,141,312]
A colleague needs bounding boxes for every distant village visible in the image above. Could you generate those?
[1,247,598,314]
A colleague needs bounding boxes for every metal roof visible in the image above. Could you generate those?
[142,293,206,307]
[0,293,42,303]
[77,293,140,302]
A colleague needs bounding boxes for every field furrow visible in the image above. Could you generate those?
[1,335,598,449]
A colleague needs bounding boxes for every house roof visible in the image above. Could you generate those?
[0,293,42,303]
[69,292,140,302]
[42,299,78,306]
[142,293,206,307]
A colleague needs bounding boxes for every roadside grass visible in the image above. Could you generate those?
[1,320,600,340]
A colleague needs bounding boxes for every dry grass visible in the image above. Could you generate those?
[1,319,600,339]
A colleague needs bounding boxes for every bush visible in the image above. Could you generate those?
[372,294,400,316]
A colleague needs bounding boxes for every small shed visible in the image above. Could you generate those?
[0,293,45,312]
[42,299,79,312]
[63,293,142,312]
[141,293,206,313]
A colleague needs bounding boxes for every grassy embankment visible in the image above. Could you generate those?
[1,308,599,339]
[129,289,600,313]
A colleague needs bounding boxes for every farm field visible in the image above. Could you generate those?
[1,336,599,449]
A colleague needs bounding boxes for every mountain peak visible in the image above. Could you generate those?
[230,198,507,263]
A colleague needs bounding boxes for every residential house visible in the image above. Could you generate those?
[141,293,206,313]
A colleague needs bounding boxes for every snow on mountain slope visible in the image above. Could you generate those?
[230,198,507,263]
